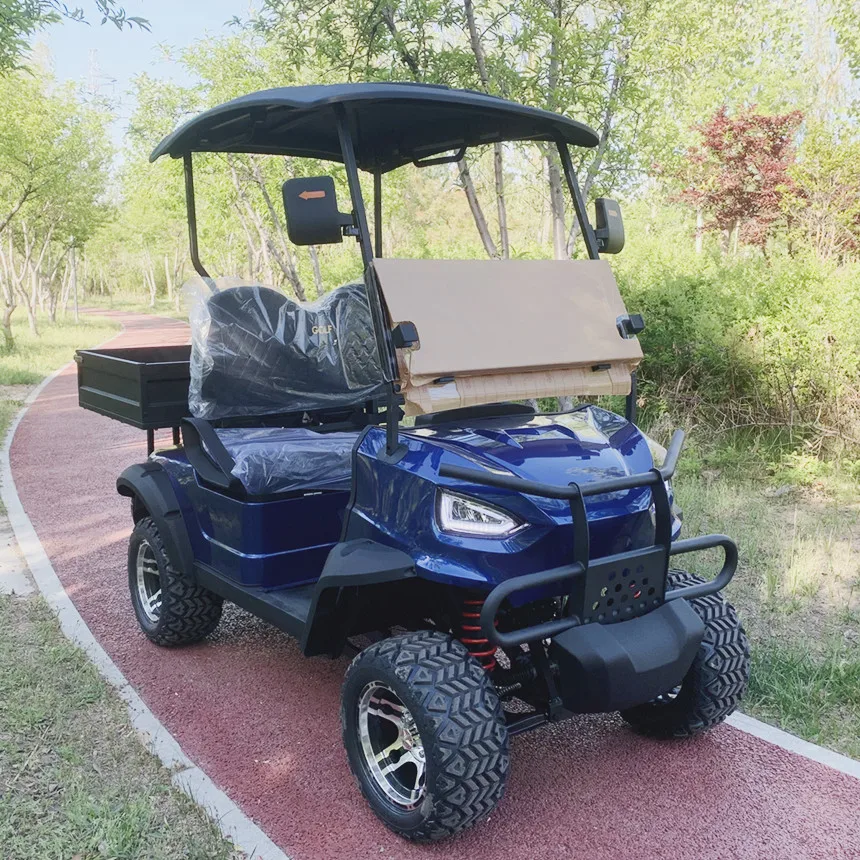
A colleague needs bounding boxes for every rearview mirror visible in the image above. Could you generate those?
[594,198,625,254]
[282,176,354,246]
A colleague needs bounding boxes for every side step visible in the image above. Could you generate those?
[194,563,314,640]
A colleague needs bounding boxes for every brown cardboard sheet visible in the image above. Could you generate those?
[374,258,643,414]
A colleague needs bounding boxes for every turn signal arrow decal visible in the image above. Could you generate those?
[298,190,326,200]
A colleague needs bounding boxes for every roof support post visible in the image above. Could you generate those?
[335,106,374,268]
[556,141,600,260]
[183,154,215,291]
[334,107,402,456]
[373,169,383,258]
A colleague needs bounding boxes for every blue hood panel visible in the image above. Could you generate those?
[405,406,650,492]
[349,406,673,591]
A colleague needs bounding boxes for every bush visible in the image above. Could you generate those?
[613,237,860,453]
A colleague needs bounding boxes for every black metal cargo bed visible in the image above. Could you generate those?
[75,345,191,430]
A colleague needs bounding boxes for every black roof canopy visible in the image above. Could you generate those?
[150,82,599,172]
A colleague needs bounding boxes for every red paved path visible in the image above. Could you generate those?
[11,311,860,859]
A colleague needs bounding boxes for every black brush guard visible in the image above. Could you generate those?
[439,429,738,649]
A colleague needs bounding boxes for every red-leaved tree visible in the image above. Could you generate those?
[679,106,803,252]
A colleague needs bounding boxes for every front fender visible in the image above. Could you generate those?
[117,462,196,581]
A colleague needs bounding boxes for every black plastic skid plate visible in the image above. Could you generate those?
[550,598,704,713]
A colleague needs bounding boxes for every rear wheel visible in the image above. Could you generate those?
[341,630,509,841]
[621,569,750,738]
[128,517,223,646]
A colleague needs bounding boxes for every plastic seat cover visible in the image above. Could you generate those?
[215,427,361,495]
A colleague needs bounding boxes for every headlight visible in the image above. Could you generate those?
[643,434,667,468]
[643,433,678,518]
[436,490,524,538]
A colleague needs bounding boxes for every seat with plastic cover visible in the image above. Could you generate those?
[185,279,384,496]
[214,426,361,496]
[188,280,384,421]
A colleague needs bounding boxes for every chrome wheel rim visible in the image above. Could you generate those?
[135,540,162,623]
[357,682,426,810]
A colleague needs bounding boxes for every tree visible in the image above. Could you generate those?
[787,122,860,261]
[0,67,110,344]
[0,1,148,73]
[678,106,803,253]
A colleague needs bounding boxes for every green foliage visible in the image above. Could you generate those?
[0,310,117,383]
[0,0,148,74]
[613,210,860,449]
[0,596,238,859]
[746,641,860,759]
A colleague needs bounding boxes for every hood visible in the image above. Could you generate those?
[404,405,654,490]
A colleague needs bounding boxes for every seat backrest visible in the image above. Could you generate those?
[188,281,385,420]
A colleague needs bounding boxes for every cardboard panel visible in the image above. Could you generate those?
[374,258,642,388]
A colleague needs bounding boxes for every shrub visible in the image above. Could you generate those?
[613,237,860,453]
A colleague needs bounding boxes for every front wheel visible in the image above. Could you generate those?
[341,630,509,841]
[621,569,750,738]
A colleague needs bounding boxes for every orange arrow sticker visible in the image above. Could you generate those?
[299,190,326,200]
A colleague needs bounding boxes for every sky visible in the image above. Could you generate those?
[39,0,250,144]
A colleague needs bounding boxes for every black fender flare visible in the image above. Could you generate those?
[116,462,196,581]
[301,539,416,657]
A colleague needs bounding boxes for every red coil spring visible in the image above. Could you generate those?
[460,597,497,672]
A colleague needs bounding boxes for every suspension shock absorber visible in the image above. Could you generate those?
[460,596,497,672]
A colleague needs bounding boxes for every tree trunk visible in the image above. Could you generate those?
[309,245,324,296]
[24,298,38,335]
[164,253,174,302]
[1,305,14,351]
[457,159,498,258]
[463,0,509,258]
[545,147,567,260]
[70,245,78,323]
[545,5,567,260]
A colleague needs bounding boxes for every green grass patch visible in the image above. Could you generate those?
[0,597,239,860]
[0,312,119,385]
[670,453,860,759]
[746,641,860,760]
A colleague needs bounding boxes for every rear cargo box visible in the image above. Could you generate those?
[75,345,191,429]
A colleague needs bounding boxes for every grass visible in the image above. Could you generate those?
[0,312,119,385]
[0,597,240,860]
[745,642,860,759]
[0,309,240,860]
[83,291,188,321]
[668,432,860,759]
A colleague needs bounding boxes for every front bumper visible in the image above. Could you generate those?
[440,429,738,650]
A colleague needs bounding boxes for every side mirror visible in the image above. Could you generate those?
[282,176,354,245]
[594,198,625,254]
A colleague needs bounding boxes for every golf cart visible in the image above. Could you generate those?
[75,83,749,842]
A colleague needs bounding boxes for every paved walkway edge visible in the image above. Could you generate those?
[0,350,291,860]
[726,711,860,780]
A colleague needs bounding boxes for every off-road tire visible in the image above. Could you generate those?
[621,569,750,738]
[341,630,509,841]
[128,516,223,646]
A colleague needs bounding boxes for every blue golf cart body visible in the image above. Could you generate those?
[75,82,748,842]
